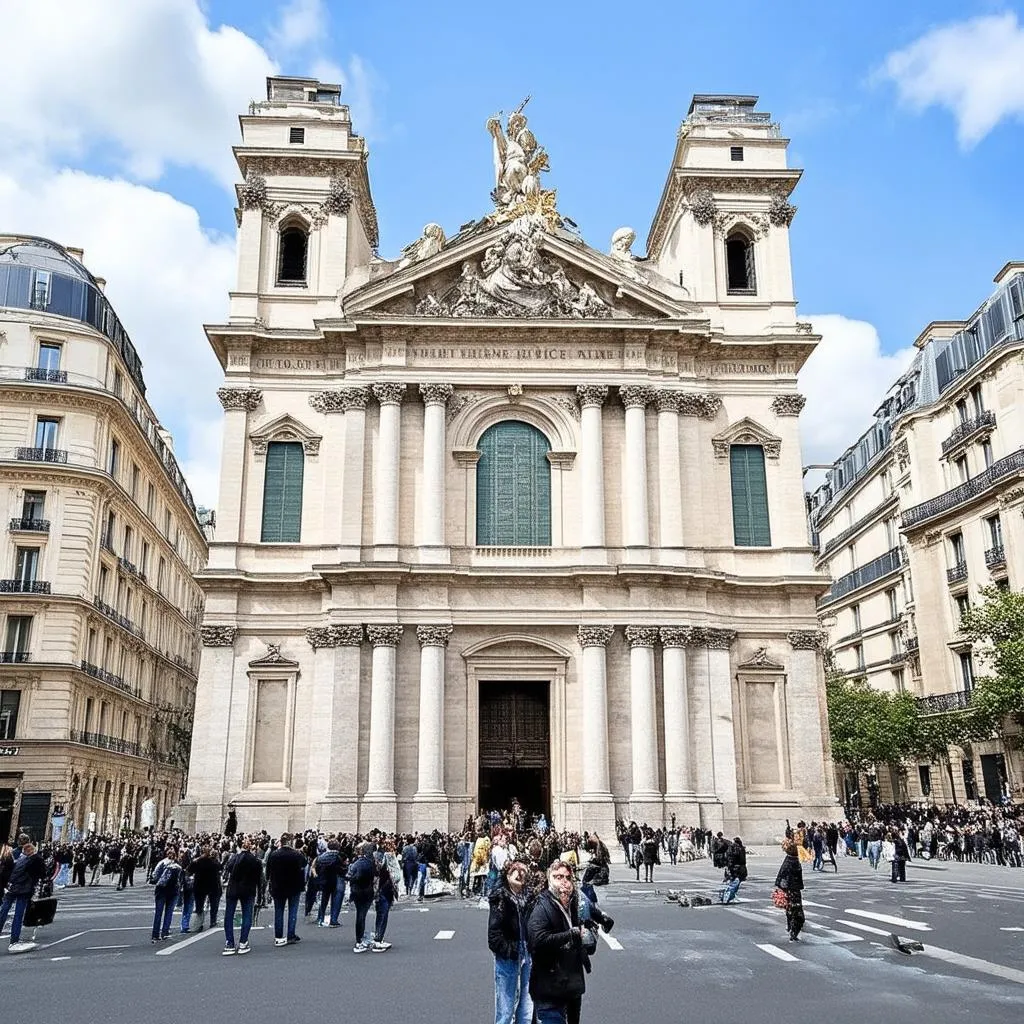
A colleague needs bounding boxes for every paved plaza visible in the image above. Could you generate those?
[3,853,1023,1020]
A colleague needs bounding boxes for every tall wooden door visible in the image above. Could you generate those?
[478,682,550,816]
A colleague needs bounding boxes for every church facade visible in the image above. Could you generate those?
[178,77,838,837]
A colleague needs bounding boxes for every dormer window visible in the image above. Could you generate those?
[277,222,309,285]
[730,146,744,161]
[289,126,305,144]
[725,230,756,294]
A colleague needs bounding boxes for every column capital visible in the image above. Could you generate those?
[678,393,722,419]
[309,391,346,414]
[689,627,737,649]
[619,385,656,410]
[419,383,454,407]
[624,626,660,648]
[306,625,365,649]
[576,384,609,408]
[217,388,261,412]
[659,626,692,648]
[654,390,682,413]
[416,625,453,648]
[787,629,828,651]
[339,386,370,411]
[772,394,807,417]
[200,625,236,647]
[367,624,404,647]
[577,625,614,648]
[372,382,407,406]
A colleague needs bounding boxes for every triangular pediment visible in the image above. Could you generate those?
[249,413,321,456]
[342,219,701,322]
[738,647,786,671]
[248,642,299,669]
[712,417,782,459]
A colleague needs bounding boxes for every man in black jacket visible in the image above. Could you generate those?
[527,861,587,1024]
[222,837,262,955]
[347,842,376,953]
[267,833,306,946]
[0,839,47,952]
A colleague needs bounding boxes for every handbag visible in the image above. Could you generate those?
[24,877,58,928]
[771,887,789,909]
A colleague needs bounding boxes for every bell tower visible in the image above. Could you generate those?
[229,75,378,329]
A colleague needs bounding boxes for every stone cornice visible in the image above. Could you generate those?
[577,625,614,648]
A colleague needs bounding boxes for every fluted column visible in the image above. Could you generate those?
[620,386,654,547]
[660,627,692,798]
[625,626,661,811]
[415,625,452,800]
[339,388,369,552]
[364,625,403,824]
[418,384,453,551]
[577,626,614,798]
[372,383,406,548]
[576,385,608,548]
[655,391,683,548]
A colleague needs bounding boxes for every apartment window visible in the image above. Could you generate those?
[886,588,899,620]
[83,696,94,733]
[889,631,900,655]
[982,439,994,469]
[130,464,139,500]
[139,601,147,638]
[289,126,305,144]
[123,525,133,562]
[14,547,39,584]
[108,437,120,478]
[0,690,21,739]
[955,455,969,483]
[848,543,857,572]
[883,517,898,549]
[959,651,975,692]
[35,416,60,450]
[970,383,985,417]
[104,510,116,549]
[37,342,62,372]
[164,509,172,538]
[955,593,970,623]
[4,616,32,657]
[147,483,156,518]
[725,231,756,294]
[21,491,45,523]
[986,514,1003,549]
[881,468,892,495]
[950,532,966,565]
[99,565,109,601]
[730,145,744,161]
[113,368,123,398]
[851,603,862,633]
[261,441,305,543]
[729,445,771,546]
[86,628,96,663]
[31,270,51,309]
[854,644,865,671]
[141,541,150,577]
[891,669,905,693]
[157,558,166,592]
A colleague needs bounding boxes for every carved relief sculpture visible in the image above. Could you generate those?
[416,625,454,647]
[201,625,237,647]
[768,194,797,227]
[367,625,404,647]
[372,382,407,406]
[678,393,722,419]
[419,383,454,407]
[772,394,807,417]
[577,625,614,648]
[576,384,609,408]
[399,223,446,269]
[624,626,660,647]
[217,388,262,412]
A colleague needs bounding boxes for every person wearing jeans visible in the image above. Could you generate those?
[222,837,262,955]
[372,854,395,952]
[347,842,376,952]
[489,861,533,1024]
[0,839,47,953]
[267,833,307,947]
[150,849,182,943]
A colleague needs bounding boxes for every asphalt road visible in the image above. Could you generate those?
[3,851,1024,1021]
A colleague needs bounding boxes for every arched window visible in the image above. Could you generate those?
[725,230,756,294]
[476,421,551,546]
[730,444,771,546]
[277,223,309,284]
[261,441,304,542]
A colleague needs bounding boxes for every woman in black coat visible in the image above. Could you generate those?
[774,840,805,941]
[488,861,534,1024]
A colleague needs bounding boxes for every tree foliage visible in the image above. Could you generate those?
[959,585,1024,729]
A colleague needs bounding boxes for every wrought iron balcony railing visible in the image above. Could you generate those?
[906,635,919,653]
[985,545,1007,569]
[940,410,996,455]
[0,651,30,663]
[8,517,50,533]
[117,556,146,583]
[24,366,68,384]
[92,595,140,636]
[0,579,50,594]
[79,660,139,698]
[903,448,1024,529]
[917,690,971,714]
[947,561,968,585]
[15,446,68,464]
[817,547,902,608]
[69,729,143,757]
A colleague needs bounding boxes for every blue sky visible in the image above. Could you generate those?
[2,0,1023,504]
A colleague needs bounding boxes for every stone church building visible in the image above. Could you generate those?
[178,77,838,837]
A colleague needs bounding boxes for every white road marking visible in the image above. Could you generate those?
[921,944,1024,985]
[1000,927,1024,932]
[598,930,623,951]
[39,931,87,949]
[50,956,72,961]
[86,944,130,950]
[837,919,895,937]
[155,927,222,956]
[844,909,931,931]
[434,930,455,940]
[801,900,835,909]
[756,943,799,962]
[804,923,863,943]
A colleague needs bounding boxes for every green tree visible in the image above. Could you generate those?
[959,585,1024,730]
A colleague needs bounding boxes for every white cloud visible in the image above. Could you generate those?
[269,0,328,52]
[0,0,276,187]
[880,12,1024,147]
[0,167,232,506]
[798,315,916,468]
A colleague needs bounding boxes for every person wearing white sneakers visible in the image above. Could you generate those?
[0,838,46,954]
[267,833,306,948]
[222,836,262,956]
[371,849,396,952]
[346,842,376,953]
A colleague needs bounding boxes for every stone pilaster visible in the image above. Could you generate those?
[363,625,403,830]
[620,387,655,548]
[413,624,453,830]
[371,384,406,551]
[576,385,608,548]
[419,384,453,555]
[660,627,693,802]
[624,626,661,816]
[655,391,683,548]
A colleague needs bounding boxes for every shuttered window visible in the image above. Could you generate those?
[261,442,304,542]
[476,421,551,545]
[730,444,771,546]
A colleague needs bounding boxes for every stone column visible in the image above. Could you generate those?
[576,385,608,548]
[693,627,738,832]
[364,624,403,831]
[620,386,654,547]
[788,630,836,806]
[655,391,683,548]
[213,389,260,561]
[418,384,453,555]
[577,626,614,799]
[413,625,453,830]
[371,383,406,550]
[660,628,692,802]
[339,388,369,554]
[625,626,662,817]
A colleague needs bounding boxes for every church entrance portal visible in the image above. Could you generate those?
[478,682,550,818]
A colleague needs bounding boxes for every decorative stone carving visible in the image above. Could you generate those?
[576,384,609,408]
[249,413,322,457]
[554,395,582,421]
[372,382,407,406]
[217,388,262,412]
[399,224,446,269]
[306,627,339,649]
[712,417,782,459]
[446,390,486,423]
[334,625,365,646]
[322,176,355,217]
[415,217,610,319]
[486,101,559,227]
[998,486,1024,507]
[201,625,236,647]
[795,321,813,335]
[787,630,828,652]
[609,227,636,262]
[339,387,370,411]
[307,626,364,649]
[507,383,523,401]
[659,627,692,648]
[740,646,785,669]
[366,625,404,647]
[419,383,454,407]
[309,391,347,414]
[619,385,655,409]
[768,194,797,227]
[703,628,737,650]
[772,394,807,417]
[678,393,722,419]
[624,626,660,648]
[249,641,299,667]
[714,211,769,239]
[238,171,268,212]
[686,187,717,227]
[655,391,682,414]
[416,625,453,647]
[894,439,911,472]
[577,625,614,648]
